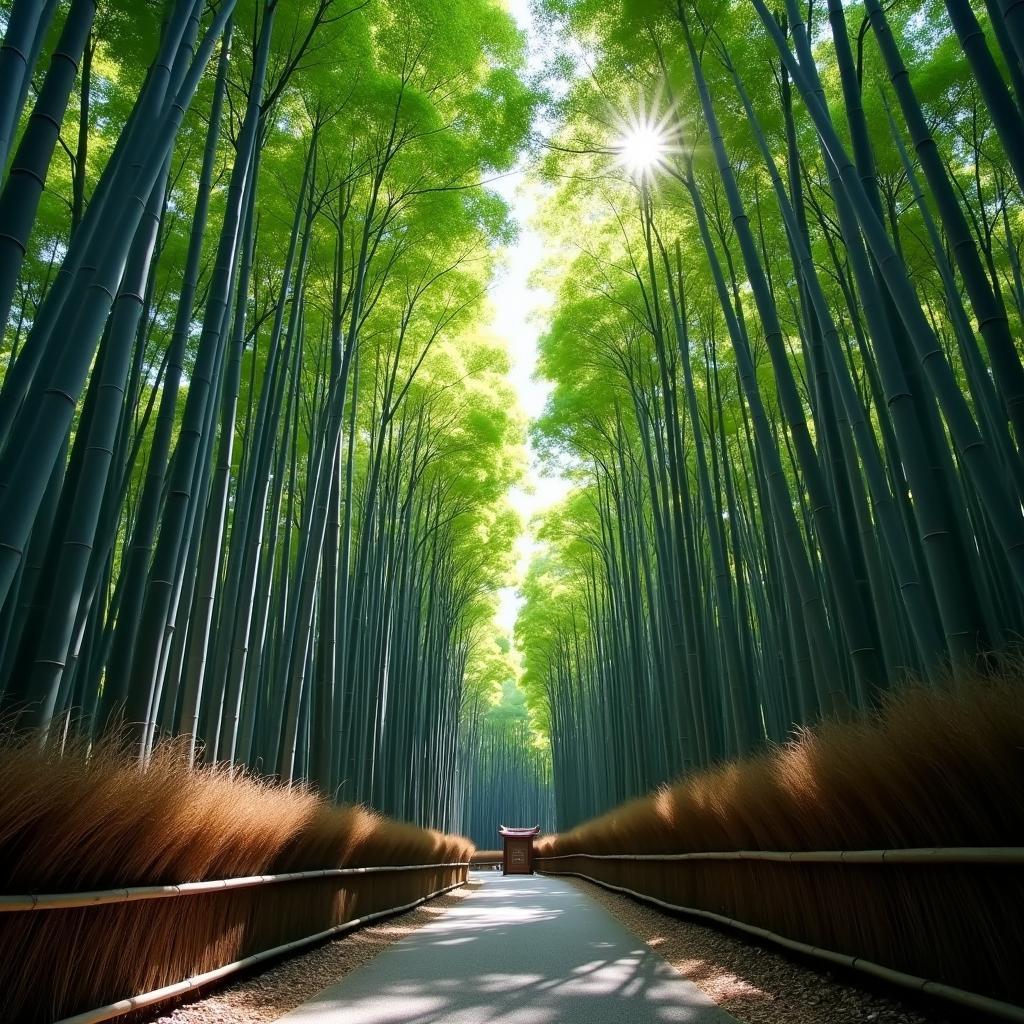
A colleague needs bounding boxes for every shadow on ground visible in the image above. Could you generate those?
[276,872,738,1024]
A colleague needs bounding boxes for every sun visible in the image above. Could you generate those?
[612,96,679,182]
[616,124,669,178]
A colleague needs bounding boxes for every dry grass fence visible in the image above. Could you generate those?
[469,849,502,864]
[0,738,473,1023]
[535,677,1024,1015]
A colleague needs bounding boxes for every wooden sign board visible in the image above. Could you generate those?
[498,825,540,875]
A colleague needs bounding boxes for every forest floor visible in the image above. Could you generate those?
[571,878,954,1024]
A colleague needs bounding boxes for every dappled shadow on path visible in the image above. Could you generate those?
[279,873,738,1024]
[575,880,949,1024]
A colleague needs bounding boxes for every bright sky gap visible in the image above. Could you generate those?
[490,0,570,636]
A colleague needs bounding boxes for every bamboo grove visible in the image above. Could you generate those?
[458,679,556,845]
[0,0,539,829]
[519,0,1024,829]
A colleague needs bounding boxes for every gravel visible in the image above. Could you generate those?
[564,877,955,1024]
[143,880,478,1024]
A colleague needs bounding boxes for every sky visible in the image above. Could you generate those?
[489,0,572,635]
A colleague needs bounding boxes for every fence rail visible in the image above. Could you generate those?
[51,877,466,1024]
[0,861,472,912]
[537,867,1024,1023]
[534,846,1023,865]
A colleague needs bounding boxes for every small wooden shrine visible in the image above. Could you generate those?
[497,825,540,875]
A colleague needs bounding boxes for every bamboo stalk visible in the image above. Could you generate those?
[0,862,471,912]
[538,869,1024,1023]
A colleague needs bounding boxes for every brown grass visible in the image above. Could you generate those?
[0,737,473,1023]
[470,849,502,863]
[535,677,1024,1008]
[537,677,1024,855]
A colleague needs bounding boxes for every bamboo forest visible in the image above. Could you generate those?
[1,1,1023,1023]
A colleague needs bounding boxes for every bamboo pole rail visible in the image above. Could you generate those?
[537,868,1024,1023]
[534,846,1024,864]
[0,861,471,912]
[51,878,466,1024]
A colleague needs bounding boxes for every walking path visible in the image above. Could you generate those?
[276,871,738,1023]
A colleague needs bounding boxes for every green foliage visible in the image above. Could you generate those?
[0,0,540,833]
[520,0,1024,828]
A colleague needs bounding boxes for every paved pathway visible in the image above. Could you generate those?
[276,871,737,1024]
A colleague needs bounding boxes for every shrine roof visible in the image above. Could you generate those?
[498,825,541,837]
